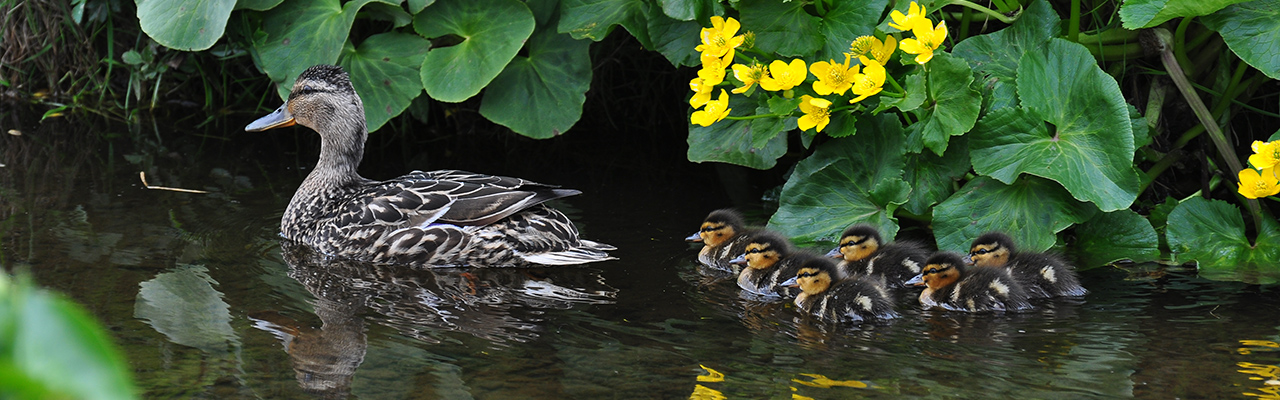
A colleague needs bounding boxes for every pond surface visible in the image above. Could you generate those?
[2,116,1279,399]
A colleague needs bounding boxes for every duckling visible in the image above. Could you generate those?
[966,232,1087,298]
[824,224,928,287]
[905,252,1032,312]
[245,65,614,267]
[781,257,898,322]
[686,209,758,271]
[727,231,810,298]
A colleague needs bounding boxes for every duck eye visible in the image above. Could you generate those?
[300,84,315,94]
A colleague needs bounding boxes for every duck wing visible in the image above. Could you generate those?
[336,171,580,231]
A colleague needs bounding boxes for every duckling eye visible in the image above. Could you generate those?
[797,271,818,278]
[746,248,763,254]
[973,249,989,255]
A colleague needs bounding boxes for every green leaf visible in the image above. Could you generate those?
[1130,104,1152,149]
[479,8,592,139]
[904,52,982,156]
[235,0,284,11]
[768,114,912,244]
[817,0,889,61]
[137,0,235,51]
[407,0,435,13]
[1201,0,1280,80]
[822,110,857,139]
[687,96,788,169]
[363,2,413,27]
[1167,197,1280,284]
[874,70,925,114]
[748,111,796,148]
[0,273,137,400]
[1120,0,1252,29]
[337,33,430,132]
[415,0,535,103]
[902,136,969,215]
[558,0,649,44]
[254,0,396,99]
[657,0,723,21]
[738,0,823,57]
[1072,209,1161,268]
[932,176,1097,253]
[646,10,702,67]
[951,0,1060,113]
[766,96,802,115]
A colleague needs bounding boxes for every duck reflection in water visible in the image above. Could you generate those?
[251,241,617,397]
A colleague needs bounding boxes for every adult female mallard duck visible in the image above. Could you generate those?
[905,252,1032,312]
[781,256,898,322]
[686,209,758,272]
[824,224,928,288]
[245,65,614,267]
[965,232,1087,298]
[727,231,812,298]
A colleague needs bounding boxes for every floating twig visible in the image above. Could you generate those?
[139,171,209,194]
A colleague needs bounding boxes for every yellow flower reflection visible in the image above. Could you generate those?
[810,53,857,96]
[696,16,746,58]
[798,95,833,133]
[689,77,714,109]
[1237,362,1280,398]
[791,373,869,388]
[759,59,808,92]
[1250,140,1280,169]
[690,384,727,400]
[696,364,725,383]
[900,18,947,64]
[850,56,886,104]
[889,1,928,31]
[692,89,732,127]
[731,62,767,94]
[1238,167,1280,199]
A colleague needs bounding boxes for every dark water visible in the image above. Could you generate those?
[3,117,1280,399]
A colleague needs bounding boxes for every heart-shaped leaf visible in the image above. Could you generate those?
[969,39,1141,212]
[138,0,235,51]
[687,96,789,169]
[479,7,592,138]
[558,0,650,45]
[1120,0,1252,29]
[415,0,535,103]
[932,176,1097,253]
[902,136,969,215]
[1072,209,1160,268]
[738,0,823,57]
[904,52,982,156]
[951,0,1060,113]
[338,33,430,132]
[254,0,396,98]
[1166,197,1280,284]
[1201,0,1280,80]
[817,0,889,61]
[768,114,912,245]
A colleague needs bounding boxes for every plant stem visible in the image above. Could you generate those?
[1141,150,1184,194]
[886,73,906,95]
[941,0,1019,24]
[1068,0,1080,42]
[725,113,787,121]
[1075,28,1140,45]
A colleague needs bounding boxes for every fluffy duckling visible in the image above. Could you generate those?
[686,209,758,271]
[781,256,898,322]
[966,232,1087,298]
[728,231,810,298]
[905,252,1032,312]
[825,224,928,287]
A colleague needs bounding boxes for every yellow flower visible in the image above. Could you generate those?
[870,35,897,63]
[1249,140,1280,169]
[698,49,735,86]
[695,16,745,58]
[797,95,832,132]
[849,36,875,56]
[810,53,857,96]
[889,1,928,31]
[758,59,807,92]
[1238,167,1280,199]
[689,77,714,108]
[849,57,886,104]
[899,19,947,64]
[692,89,732,127]
[731,62,766,94]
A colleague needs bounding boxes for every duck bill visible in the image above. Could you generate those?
[685,232,703,242]
[961,254,975,265]
[728,254,747,265]
[780,276,798,288]
[904,273,925,287]
[245,103,296,132]
[824,247,841,258]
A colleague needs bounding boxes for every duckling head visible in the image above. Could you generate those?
[825,224,882,261]
[686,209,745,247]
[729,231,791,270]
[783,257,837,296]
[247,65,368,170]
[909,252,964,290]
[967,232,1015,267]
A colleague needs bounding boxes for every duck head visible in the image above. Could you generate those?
[686,209,745,246]
[906,252,964,290]
[246,65,368,176]
[781,257,837,296]
[728,231,791,270]
[966,232,1015,267]
[825,224,882,261]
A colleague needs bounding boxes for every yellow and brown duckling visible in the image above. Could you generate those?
[825,224,928,288]
[905,252,1032,312]
[728,231,810,298]
[781,256,898,322]
[966,232,1087,298]
[245,65,614,267]
[686,209,758,272]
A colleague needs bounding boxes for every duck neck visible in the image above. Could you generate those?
[306,110,369,188]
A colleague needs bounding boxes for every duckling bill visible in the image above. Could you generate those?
[687,209,757,272]
[246,65,614,267]
[728,231,808,298]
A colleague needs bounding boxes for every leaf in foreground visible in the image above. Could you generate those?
[1071,209,1160,269]
[1166,197,1280,284]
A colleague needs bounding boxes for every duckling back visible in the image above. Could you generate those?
[732,231,809,298]
[800,277,898,322]
[839,241,928,288]
[1006,252,1087,298]
[933,267,1033,312]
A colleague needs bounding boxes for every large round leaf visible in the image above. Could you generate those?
[1120,0,1252,29]
[415,0,535,103]
[904,52,982,156]
[816,0,889,61]
[338,33,430,133]
[647,8,702,68]
[932,176,1097,253]
[902,136,969,215]
[738,0,823,57]
[1072,209,1160,268]
[479,8,592,138]
[969,39,1140,212]
[254,0,396,98]
[768,114,912,245]
[951,0,1060,113]
[687,98,791,169]
[1167,197,1280,284]
[1201,0,1280,80]
[137,0,235,51]
[558,0,650,46]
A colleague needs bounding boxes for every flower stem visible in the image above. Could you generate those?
[725,113,787,121]
[886,73,906,95]
[941,0,1018,24]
